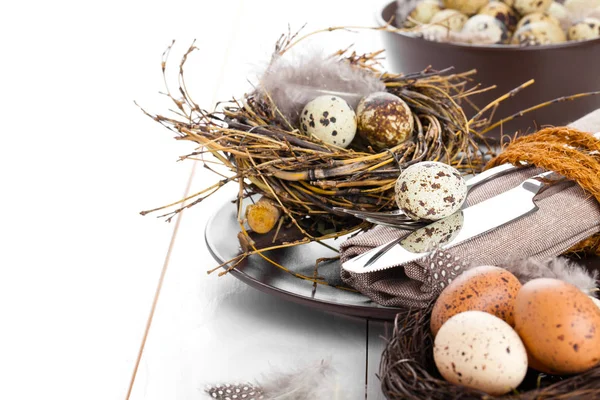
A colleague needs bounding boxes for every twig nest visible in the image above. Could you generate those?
[405,0,443,27]
[511,21,567,44]
[462,14,510,43]
[478,1,519,31]
[433,311,528,395]
[430,9,469,31]
[442,0,489,15]
[356,92,413,149]
[300,95,357,148]
[394,161,467,221]
[516,11,561,30]
[513,0,552,15]
[568,17,600,40]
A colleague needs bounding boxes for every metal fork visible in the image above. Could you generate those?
[334,163,518,229]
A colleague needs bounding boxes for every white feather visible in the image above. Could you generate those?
[258,52,385,125]
[500,257,599,294]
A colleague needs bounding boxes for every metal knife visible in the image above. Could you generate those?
[341,170,565,274]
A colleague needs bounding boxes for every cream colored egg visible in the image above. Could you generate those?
[431,9,469,31]
[511,21,567,44]
[394,161,467,221]
[415,23,454,41]
[463,14,510,43]
[501,0,516,7]
[434,311,528,395]
[516,11,561,30]
[568,17,600,40]
[443,0,489,15]
[300,96,356,148]
[405,0,443,27]
[479,1,519,31]
[514,0,552,14]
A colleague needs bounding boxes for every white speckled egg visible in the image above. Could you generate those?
[568,17,600,40]
[514,0,552,15]
[401,211,464,253]
[443,0,490,15]
[511,21,567,44]
[405,0,443,27]
[394,161,467,221]
[357,92,414,149]
[434,311,528,395]
[430,9,469,31]
[300,96,357,148]
[463,14,510,43]
[479,1,519,31]
[516,11,561,30]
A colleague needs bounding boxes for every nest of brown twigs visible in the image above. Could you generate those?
[138,27,599,278]
[380,305,600,400]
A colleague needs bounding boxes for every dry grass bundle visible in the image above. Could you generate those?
[138,27,598,278]
[380,305,600,400]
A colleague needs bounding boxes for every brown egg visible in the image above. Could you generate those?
[356,92,414,149]
[514,278,600,375]
[430,266,522,337]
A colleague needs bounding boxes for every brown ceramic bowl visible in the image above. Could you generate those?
[378,1,600,137]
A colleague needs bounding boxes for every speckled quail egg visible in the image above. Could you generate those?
[401,211,464,253]
[511,21,567,44]
[300,95,357,148]
[356,92,414,149]
[463,14,510,43]
[443,0,490,15]
[568,17,600,40]
[514,0,552,14]
[516,11,561,30]
[479,1,519,31]
[405,0,443,27]
[430,9,469,31]
[394,161,467,221]
[547,2,571,25]
[415,23,454,41]
[501,0,516,7]
[434,311,528,395]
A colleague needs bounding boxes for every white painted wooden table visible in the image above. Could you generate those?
[0,1,395,398]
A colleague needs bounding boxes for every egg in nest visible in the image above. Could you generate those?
[394,161,467,221]
[511,21,567,45]
[443,0,490,15]
[462,14,510,43]
[356,92,413,149]
[514,278,600,374]
[479,1,519,31]
[430,9,469,31]
[568,17,600,40]
[300,95,357,148]
[434,311,528,395]
[430,265,522,336]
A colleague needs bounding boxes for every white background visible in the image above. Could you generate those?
[0,1,393,399]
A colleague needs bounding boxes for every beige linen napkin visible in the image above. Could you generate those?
[339,110,600,308]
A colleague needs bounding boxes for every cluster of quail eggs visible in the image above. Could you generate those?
[403,0,600,45]
[299,92,415,150]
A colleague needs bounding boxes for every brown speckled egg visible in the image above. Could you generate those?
[516,11,561,30]
[433,311,528,395]
[463,14,510,43]
[394,161,467,221]
[443,0,490,15]
[514,278,600,374]
[514,0,552,14]
[430,9,469,31]
[479,1,519,31]
[511,21,567,45]
[357,92,413,149]
[300,95,357,148]
[431,266,522,337]
[405,0,443,27]
[568,17,600,40]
